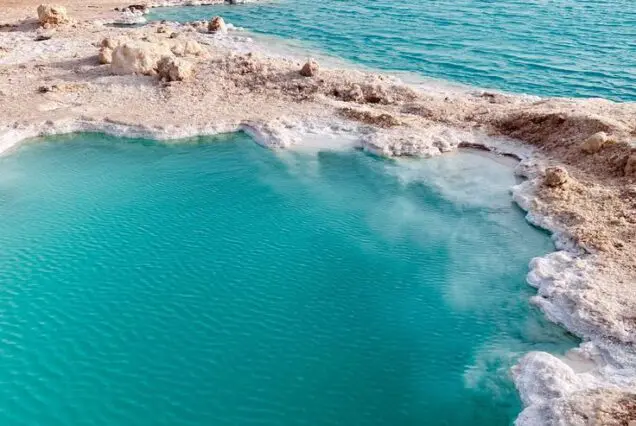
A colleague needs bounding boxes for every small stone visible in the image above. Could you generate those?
[299,59,319,77]
[37,86,50,93]
[581,131,608,154]
[156,26,168,34]
[169,32,179,39]
[208,16,227,34]
[544,166,570,188]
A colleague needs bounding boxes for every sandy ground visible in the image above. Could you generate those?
[1,2,635,424]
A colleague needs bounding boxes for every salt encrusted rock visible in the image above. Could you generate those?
[98,48,114,64]
[37,4,69,26]
[98,37,124,65]
[126,4,149,14]
[157,56,194,82]
[101,37,121,50]
[516,389,636,426]
[171,39,204,57]
[111,42,171,76]
[334,84,364,103]
[338,107,400,128]
[544,166,570,188]
[365,85,391,104]
[625,154,636,177]
[512,351,583,408]
[208,16,227,34]
[299,59,319,77]
[348,84,365,102]
[581,131,608,154]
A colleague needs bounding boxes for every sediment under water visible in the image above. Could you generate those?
[0,133,577,425]
[150,0,636,101]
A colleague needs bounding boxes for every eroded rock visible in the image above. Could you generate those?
[157,56,194,82]
[98,37,125,65]
[37,4,69,26]
[208,16,227,34]
[171,39,204,57]
[581,131,608,154]
[299,59,319,77]
[544,166,570,188]
[334,84,364,103]
[111,42,171,76]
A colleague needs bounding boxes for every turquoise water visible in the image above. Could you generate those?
[0,133,577,425]
[151,0,636,101]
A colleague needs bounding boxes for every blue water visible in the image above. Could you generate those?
[0,133,577,425]
[151,0,636,101]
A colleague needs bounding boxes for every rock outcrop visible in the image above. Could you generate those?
[299,59,319,77]
[208,16,227,34]
[37,4,69,26]
[581,131,609,154]
[544,166,570,188]
[157,56,194,82]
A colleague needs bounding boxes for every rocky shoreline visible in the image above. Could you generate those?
[1,3,635,424]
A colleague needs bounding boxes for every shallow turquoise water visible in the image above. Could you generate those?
[0,133,577,425]
[151,0,636,101]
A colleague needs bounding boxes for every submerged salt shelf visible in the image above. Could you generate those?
[150,0,636,101]
[0,132,577,425]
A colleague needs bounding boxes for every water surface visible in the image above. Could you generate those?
[0,133,577,425]
[151,0,636,101]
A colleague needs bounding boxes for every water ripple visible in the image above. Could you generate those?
[152,0,636,100]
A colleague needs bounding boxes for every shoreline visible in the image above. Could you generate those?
[1,2,635,424]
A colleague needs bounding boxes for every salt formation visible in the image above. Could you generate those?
[157,56,194,81]
[580,131,609,154]
[37,4,69,26]
[208,16,227,34]
[111,42,172,76]
[543,166,570,188]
